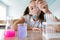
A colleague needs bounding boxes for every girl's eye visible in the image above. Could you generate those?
[31,7,33,10]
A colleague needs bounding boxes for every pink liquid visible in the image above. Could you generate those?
[4,29,15,40]
[4,29,15,37]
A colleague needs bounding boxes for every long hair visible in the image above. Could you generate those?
[23,7,29,15]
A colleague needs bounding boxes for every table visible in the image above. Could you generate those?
[0,29,60,40]
[15,30,42,40]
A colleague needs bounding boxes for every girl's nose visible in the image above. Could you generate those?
[34,8,36,11]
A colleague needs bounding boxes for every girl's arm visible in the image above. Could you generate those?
[13,17,25,31]
[37,1,60,22]
[45,12,60,22]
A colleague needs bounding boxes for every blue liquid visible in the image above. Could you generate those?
[18,24,27,38]
[34,15,37,20]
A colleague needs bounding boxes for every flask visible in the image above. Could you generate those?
[4,16,15,40]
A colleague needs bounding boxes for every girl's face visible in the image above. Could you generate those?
[29,1,41,17]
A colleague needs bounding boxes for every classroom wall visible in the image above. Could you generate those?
[0,0,60,19]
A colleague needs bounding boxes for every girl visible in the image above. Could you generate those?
[13,0,59,31]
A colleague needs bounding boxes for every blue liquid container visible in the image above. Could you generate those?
[18,23,27,38]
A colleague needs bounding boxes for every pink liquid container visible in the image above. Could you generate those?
[4,29,15,40]
[4,16,15,40]
[4,29,15,37]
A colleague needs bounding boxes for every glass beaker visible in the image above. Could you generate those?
[18,23,27,38]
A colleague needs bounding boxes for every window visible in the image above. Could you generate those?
[0,2,7,20]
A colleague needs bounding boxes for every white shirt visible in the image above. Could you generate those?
[23,15,42,28]
[23,13,56,28]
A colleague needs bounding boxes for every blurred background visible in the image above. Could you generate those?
[0,0,60,40]
[0,0,60,24]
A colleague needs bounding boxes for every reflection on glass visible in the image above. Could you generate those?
[42,22,60,40]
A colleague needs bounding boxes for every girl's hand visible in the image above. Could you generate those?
[32,27,42,32]
[37,1,51,14]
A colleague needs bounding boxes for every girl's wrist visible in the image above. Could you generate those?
[45,9,52,14]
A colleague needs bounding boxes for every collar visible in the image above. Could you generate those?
[30,17,40,23]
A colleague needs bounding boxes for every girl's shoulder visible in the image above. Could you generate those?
[23,14,31,22]
[23,14,30,19]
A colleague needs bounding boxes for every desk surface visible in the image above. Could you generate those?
[0,29,60,40]
[4,30,60,40]
[15,30,42,40]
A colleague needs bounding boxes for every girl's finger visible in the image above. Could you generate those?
[39,1,46,4]
[39,1,43,4]
[38,1,47,8]
[42,3,47,9]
